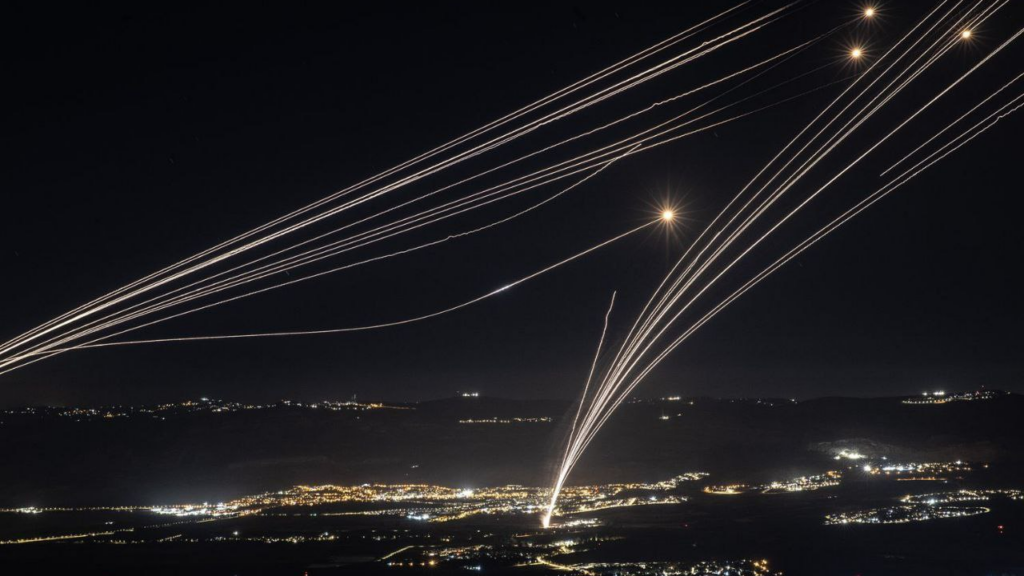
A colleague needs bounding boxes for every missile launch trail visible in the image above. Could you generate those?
[544,2,1021,525]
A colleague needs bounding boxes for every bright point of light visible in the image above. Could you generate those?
[850,47,863,59]
[863,464,873,472]
[864,7,875,18]
[961,29,972,40]
[661,209,675,222]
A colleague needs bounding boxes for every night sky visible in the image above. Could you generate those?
[2,1,1022,407]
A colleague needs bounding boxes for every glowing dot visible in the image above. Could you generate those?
[961,29,972,40]
[661,210,675,222]
[864,7,875,18]
[850,47,863,59]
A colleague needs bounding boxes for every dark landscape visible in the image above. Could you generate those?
[2,390,1022,574]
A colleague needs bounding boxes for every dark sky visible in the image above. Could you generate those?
[2,2,1022,407]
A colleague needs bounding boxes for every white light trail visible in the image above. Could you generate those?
[39,221,656,352]
[543,3,1022,525]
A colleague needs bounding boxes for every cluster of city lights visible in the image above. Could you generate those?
[860,460,972,478]
[825,487,1023,526]
[574,558,779,576]
[0,397,408,423]
[142,473,708,526]
[901,488,1024,505]
[825,503,990,525]
[704,471,842,496]
[902,389,1006,405]
[382,531,779,576]
[457,416,552,425]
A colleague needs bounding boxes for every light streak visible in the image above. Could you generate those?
[0,3,786,362]
[39,221,655,351]
[544,3,1022,523]
[1,5,846,374]
[2,69,849,372]
[546,292,617,529]
[0,2,749,353]
[548,1,974,512]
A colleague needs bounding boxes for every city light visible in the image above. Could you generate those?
[903,389,1005,405]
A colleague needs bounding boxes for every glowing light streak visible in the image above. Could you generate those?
[3,74,847,371]
[544,4,1021,522]
[0,4,783,361]
[36,221,655,351]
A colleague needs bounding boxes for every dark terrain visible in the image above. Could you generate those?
[1,392,1022,506]
[1,392,1023,576]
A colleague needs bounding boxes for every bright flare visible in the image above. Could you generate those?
[864,7,875,18]
[850,47,863,59]
[661,209,676,222]
[961,29,972,40]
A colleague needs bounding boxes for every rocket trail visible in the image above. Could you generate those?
[2,3,823,374]
[543,2,1022,525]
[544,291,618,529]
[601,0,1002,400]
[0,2,754,358]
[0,4,789,361]
[580,0,1006,468]
[2,68,848,373]
[0,146,640,370]
[607,88,1024,433]
[604,0,962,402]
[30,222,656,354]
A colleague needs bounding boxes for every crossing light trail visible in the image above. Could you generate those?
[598,0,969,403]
[1,77,850,375]
[549,3,1010,523]
[0,12,864,377]
[33,221,658,354]
[881,70,1024,176]
[0,3,791,361]
[2,2,839,374]
[573,0,1004,439]
[0,2,751,355]
[3,3,756,355]
[543,1,1022,527]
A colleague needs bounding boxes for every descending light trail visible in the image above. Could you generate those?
[544,2,1021,525]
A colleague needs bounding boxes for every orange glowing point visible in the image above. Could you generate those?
[850,47,863,59]
[864,7,875,18]
[661,209,675,222]
[961,29,972,40]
